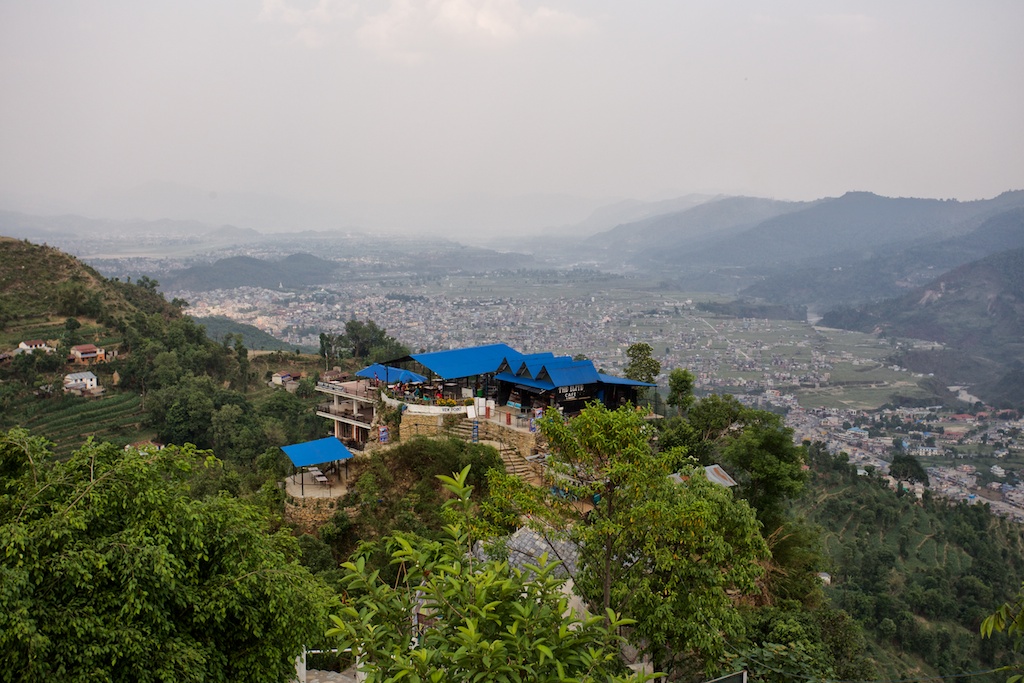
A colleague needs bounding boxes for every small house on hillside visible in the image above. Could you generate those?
[272,371,292,386]
[70,344,105,363]
[19,339,53,353]
[321,368,348,382]
[63,371,99,394]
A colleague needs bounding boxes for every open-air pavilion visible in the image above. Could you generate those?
[281,437,355,499]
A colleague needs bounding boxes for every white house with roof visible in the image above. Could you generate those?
[63,371,98,393]
[19,339,54,353]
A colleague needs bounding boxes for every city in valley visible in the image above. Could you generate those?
[148,256,1024,523]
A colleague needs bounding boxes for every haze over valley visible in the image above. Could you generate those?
[4,2,1024,681]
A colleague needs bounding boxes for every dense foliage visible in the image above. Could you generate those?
[802,442,1024,678]
[329,466,652,683]
[0,429,332,683]
[314,436,503,566]
[482,400,867,680]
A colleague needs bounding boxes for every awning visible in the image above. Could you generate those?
[281,437,354,468]
[355,363,427,384]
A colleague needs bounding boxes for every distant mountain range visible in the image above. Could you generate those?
[6,188,1024,406]
[819,247,1024,407]
[744,206,1024,307]
[573,190,1024,304]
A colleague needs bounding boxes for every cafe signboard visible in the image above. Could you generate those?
[555,384,592,402]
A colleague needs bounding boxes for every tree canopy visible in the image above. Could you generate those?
[536,403,769,676]
[623,343,660,385]
[0,429,332,683]
[328,465,653,683]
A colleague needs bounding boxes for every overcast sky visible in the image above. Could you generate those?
[1,1,1022,233]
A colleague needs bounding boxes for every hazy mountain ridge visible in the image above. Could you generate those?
[641,191,1024,270]
[571,193,721,236]
[0,209,261,241]
[743,206,1024,307]
[587,196,805,252]
[163,253,340,292]
[819,247,1024,406]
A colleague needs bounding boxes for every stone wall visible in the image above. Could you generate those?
[284,497,340,535]
[396,412,542,459]
[398,412,445,440]
[477,419,542,458]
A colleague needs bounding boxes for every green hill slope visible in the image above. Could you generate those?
[193,315,314,352]
[819,247,1024,406]
[799,445,1024,679]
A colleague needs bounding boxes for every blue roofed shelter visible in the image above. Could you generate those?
[282,437,354,497]
[355,363,427,384]
[282,437,353,467]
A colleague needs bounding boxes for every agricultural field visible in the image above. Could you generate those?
[1,314,123,354]
[4,391,150,456]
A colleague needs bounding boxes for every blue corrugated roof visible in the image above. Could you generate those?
[510,353,557,377]
[411,343,523,380]
[494,371,555,391]
[543,360,600,387]
[281,437,354,467]
[355,363,427,383]
[520,355,572,379]
[596,372,657,387]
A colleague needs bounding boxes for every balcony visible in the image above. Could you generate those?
[315,380,380,402]
[317,403,374,429]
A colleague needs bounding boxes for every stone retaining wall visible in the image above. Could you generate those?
[284,497,339,534]
[396,412,542,459]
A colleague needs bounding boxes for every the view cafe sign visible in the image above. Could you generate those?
[555,384,591,402]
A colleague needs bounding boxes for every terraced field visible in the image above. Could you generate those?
[14,391,151,455]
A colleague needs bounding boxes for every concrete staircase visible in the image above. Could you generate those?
[444,419,541,484]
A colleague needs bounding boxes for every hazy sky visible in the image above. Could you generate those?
[1,1,1022,231]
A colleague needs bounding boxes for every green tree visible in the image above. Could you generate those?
[10,350,40,384]
[623,342,660,384]
[318,332,338,370]
[340,319,400,361]
[666,367,696,416]
[538,403,769,675]
[889,453,929,486]
[718,412,808,529]
[0,429,332,682]
[328,465,654,683]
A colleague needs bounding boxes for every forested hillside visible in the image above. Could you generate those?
[800,443,1024,679]
[819,247,1024,407]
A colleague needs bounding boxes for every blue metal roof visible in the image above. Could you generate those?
[355,363,427,383]
[596,372,657,387]
[520,355,572,379]
[411,343,523,380]
[281,437,354,468]
[543,360,600,387]
[505,354,554,377]
[494,371,555,392]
